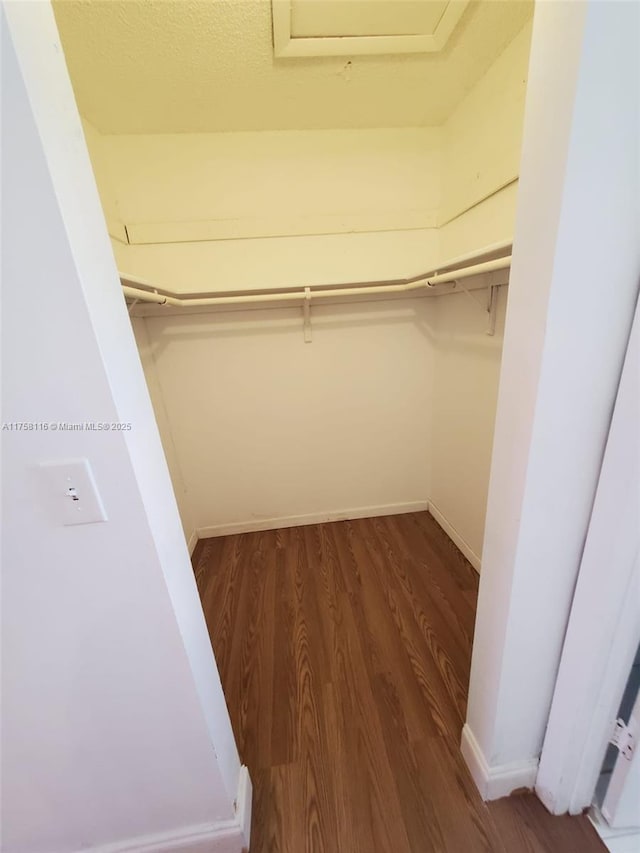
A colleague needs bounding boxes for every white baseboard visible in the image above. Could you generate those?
[461,724,539,800]
[197,501,429,539]
[590,808,640,853]
[597,835,640,853]
[235,765,252,850]
[82,765,252,853]
[427,501,481,573]
[187,529,198,556]
[81,823,244,853]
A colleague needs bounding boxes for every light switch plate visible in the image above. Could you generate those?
[38,458,108,525]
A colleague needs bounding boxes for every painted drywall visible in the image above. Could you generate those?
[101,126,442,539]
[441,18,532,225]
[101,82,527,559]
[100,125,440,539]
[122,227,439,540]
[1,4,247,852]
[429,287,507,568]
[430,16,531,569]
[80,117,126,242]
[72,10,531,556]
[464,0,640,800]
[102,127,442,243]
[139,297,435,536]
[425,18,530,565]
[437,14,531,261]
[131,316,197,550]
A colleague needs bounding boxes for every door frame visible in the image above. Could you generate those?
[602,677,640,828]
[535,294,640,817]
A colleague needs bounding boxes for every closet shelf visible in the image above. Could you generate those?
[120,239,511,311]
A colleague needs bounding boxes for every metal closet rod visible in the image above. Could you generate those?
[120,239,512,309]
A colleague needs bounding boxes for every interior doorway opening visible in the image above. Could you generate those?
[52,0,534,575]
[30,0,638,851]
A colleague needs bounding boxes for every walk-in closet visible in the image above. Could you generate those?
[27,0,635,850]
[57,0,533,570]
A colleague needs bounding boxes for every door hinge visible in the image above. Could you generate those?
[610,718,635,761]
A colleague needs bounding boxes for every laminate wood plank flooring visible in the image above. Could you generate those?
[193,512,605,853]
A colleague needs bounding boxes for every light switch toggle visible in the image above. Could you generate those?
[39,458,108,526]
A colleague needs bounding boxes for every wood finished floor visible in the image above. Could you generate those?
[193,512,605,853]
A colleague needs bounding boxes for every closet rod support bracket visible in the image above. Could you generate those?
[486,284,499,337]
[303,287,312,343]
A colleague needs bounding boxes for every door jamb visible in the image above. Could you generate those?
[535,297,640,816]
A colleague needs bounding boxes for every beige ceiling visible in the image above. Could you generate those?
[53,0,533,135]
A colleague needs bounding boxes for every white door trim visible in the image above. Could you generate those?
[535,295,640,816]
[590,807,640,853]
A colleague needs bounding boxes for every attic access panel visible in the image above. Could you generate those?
[272,0,470,57]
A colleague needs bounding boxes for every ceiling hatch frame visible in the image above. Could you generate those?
[272,0,471,58]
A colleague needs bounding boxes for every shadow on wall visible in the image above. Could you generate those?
[137,297,438,359]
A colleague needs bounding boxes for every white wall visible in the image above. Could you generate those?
[429,287,507,568]
[104,127,442,244]
[139,297,435,537]
[440,19,532,229]
[427,17,531,565]
[100,120,442,541]
[81,116,126,242]
[1,4,248,851]
[463,0,640,801]
[120,220,439,542]
[76,18,531,558]
[131,316,197,549]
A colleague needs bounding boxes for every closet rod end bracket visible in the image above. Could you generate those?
[486,283,499,336]
[303,286,312,343]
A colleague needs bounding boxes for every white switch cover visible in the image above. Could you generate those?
[38,458,108,525]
